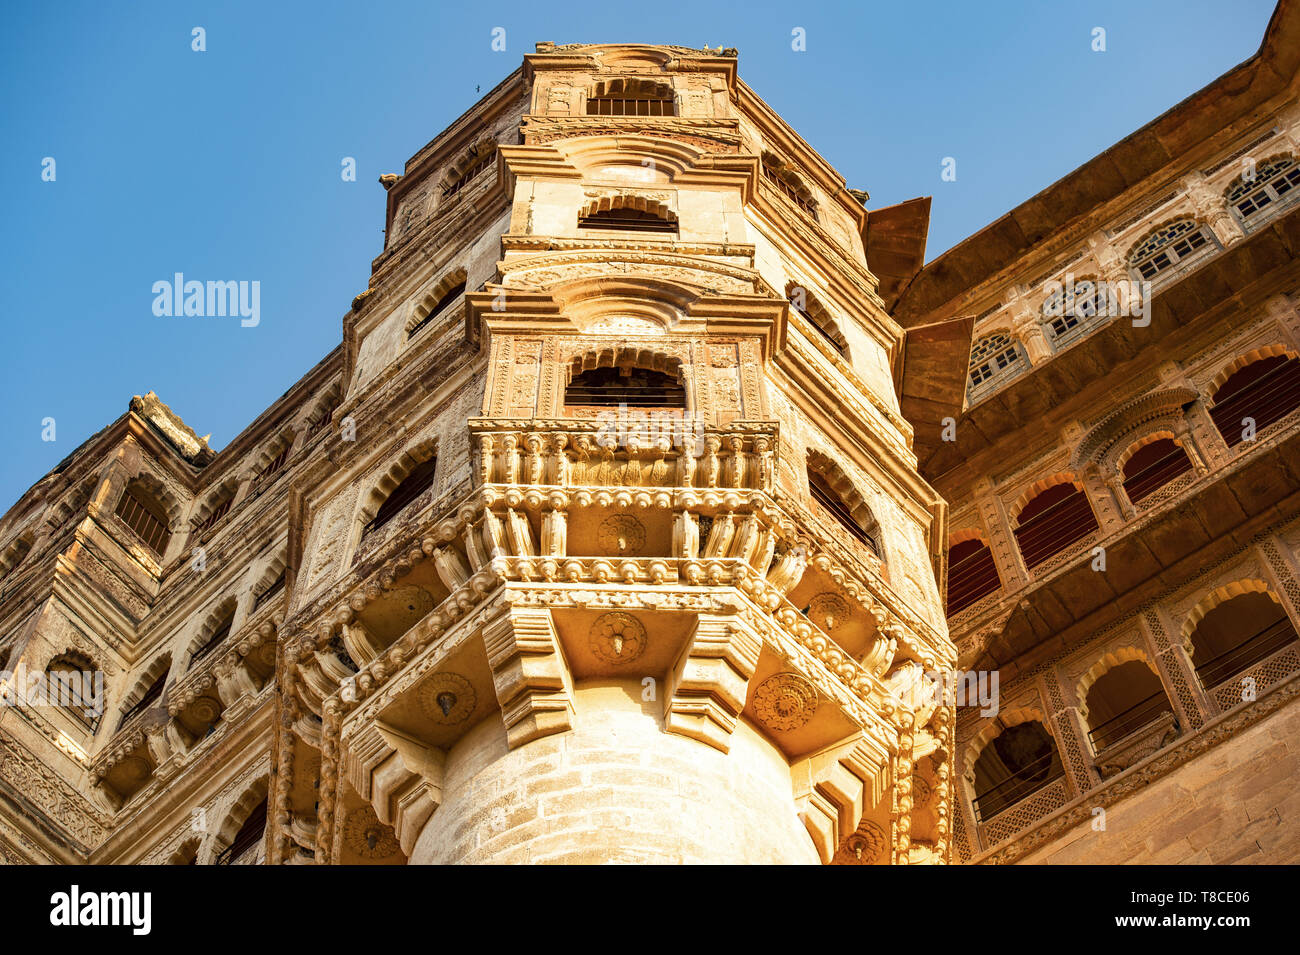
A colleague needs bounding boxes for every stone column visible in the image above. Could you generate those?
[1140,607,1211,730]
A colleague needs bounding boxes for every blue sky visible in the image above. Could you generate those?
[0,0,1277,510]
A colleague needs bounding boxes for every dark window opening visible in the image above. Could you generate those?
[216,798,267,866]
[807,469,880,557]
[1013,483,1098,569]
[115,486,171,556]
[1191,592,1299,691]
[564,366,685,409]
[972,722,1064,822]
[192,496,233,534]
[366,457,439,534]
[253,571,286,611]
[946,538,1001,616]
[260,444,291,481]
[586,87,675,116]
[763,162,817,217]
[1209,355,1300,448]
[409,281,466,339]
[578,207,678,233]
[117,671,167,731]
[1121,438,1194,503]
[189,614,234,667]
[442,153,494,199]
[1085,661,1175,752]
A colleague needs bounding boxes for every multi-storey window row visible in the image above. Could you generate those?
[967,153,1300,400]
[948,349,1300,617]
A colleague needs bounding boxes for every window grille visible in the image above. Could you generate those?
[807,470,880,557]
[1128,219,1214,281]
[115,487,171,556]
[1209,354,1300,447]
[1225,156,1300,225]
[1013,483,1098,569]
[967,333,1026,400]
[408,281,466,339]
[586,85,675,116]
[365,457,438,534]
[192,496,233,534]
[1121,439,1193,503]
[577,207,677,233]
[946,538,1001,615]
[762,161,817,216]
[565,366,686,408]
[441,152,494,200]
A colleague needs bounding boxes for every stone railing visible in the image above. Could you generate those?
[469,418,778,493]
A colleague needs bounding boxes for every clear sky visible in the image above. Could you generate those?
[0,0,1278,511]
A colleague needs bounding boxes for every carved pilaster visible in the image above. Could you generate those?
[1140,607,1210,730]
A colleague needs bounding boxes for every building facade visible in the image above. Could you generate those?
[1,7,1298,865]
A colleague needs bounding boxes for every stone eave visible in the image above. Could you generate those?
[895,0,1300,327]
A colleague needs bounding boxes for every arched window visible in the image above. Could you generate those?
[806,461,881,558]
[365,456,438,535]
[1083,660,1174,752]
[440,143,495,200]
[189,610,235,667]
[586,79,675,116]
[0,533,33,579]
[1013,479,1098,570]
[408,275,467,340]
[1120,437,1194,504]
[565,365,686,409]
[762,157,817,217]
[1224,156,1300,226]
[946,537,1001,615]
[253,569,286,612]
[45,652,100,732]
[1208,353,1300,448]
[577,196,678,233]
[117,669,167,732]
[1189,591,1298,692]
[1127,218,1216,281]
[971,721,1064,821]
[114,483,171,556]
[1041,277,1108,348]
[192,490,234,534]
[216,798,268,866]
[787,283,848,357]
[255,435,294,485]
[967,333,1026,402]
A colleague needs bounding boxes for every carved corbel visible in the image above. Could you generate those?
[342,720,445,857]
[432,545,472,591]
[481,605,574,748]
[341,620,383,666]
[664,613,763,753]
[791,732,893,863]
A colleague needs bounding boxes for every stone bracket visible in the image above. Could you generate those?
[482,605,575,749]
[664,612,763,753]
[343,720,445,857]
[791,732,893,863]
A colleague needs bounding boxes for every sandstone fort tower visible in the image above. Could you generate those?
[3,13,1300,864]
